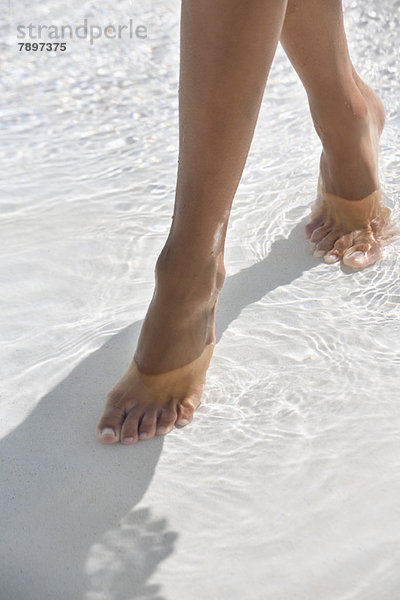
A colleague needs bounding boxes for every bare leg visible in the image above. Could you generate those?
[281,0,397,268]
[97,0,288,444]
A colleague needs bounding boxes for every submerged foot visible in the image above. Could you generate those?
[97,249,224,444]
[306,76,398,268]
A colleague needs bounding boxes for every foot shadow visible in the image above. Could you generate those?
[0,220,315,600]
[1,323,176,600]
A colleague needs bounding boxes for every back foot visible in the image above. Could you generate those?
[306,181,397,268]
[306,75,399,268]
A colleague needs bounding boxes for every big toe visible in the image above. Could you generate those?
[343,242,382,268]
[175,392,202,427]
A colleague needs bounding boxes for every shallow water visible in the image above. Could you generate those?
[1,1,400,599]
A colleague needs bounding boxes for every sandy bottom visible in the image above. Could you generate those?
[1,1,400,599]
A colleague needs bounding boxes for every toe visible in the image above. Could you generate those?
[138,408,158,440]
[97,394,126,444]
[310,225,332,245]
[342,230,382,268]
[176,392,201,427]
[305,215,324,239]
[120,407,143,444]
[156,407,177,436]
[314,230,342,257]
[324,232,354,264]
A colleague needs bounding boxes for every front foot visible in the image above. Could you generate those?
[97,339,215,444]
[97,250,223,445]
[306,182,398,269]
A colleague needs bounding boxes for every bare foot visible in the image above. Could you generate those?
[306,77,398,268]
[97,250,224,444]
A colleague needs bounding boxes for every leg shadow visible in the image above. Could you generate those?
[216,220,317,339]
[0,323,176,600]
[0,220,315,600]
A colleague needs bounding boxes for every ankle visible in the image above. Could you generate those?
[309,74,385,149]
[309,77,385,198]
[310,85,370,145]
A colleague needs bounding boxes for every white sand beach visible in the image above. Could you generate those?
[1,1,400,598]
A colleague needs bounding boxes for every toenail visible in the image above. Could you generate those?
[346,250,364,260]
[101,427,116,438]
[178,419,190,426]
[123,437,135,444]
[325,253,339,263]
[139,431,150,439]
[157,425,172,435]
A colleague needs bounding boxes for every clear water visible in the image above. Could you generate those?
[1,1,400,599]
